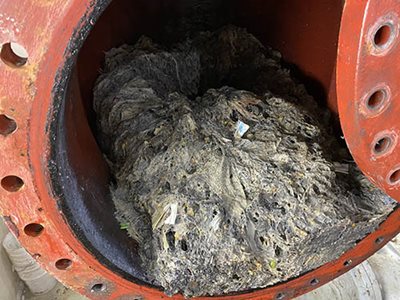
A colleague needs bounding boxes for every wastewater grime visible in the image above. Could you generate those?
[93,25,396,297]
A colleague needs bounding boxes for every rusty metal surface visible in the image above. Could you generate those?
[0,0,399,299]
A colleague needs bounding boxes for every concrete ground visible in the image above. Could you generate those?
[24,283,86,300]
[0,219,18,300]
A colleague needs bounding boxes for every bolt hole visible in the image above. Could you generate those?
[367,89,387,110]
[1,176,24,192]
[24,223,44,237]
[0,115,17,136]
[375,237,385,244]
[374,24,394,49]
[55,259,72,270]
[276,293,285,300]
[389,169,400,185]
[1,42,28,67]
[344,260,353,267]
[374,137,392,154]
[91,283,106,293]
[310,278,319,286]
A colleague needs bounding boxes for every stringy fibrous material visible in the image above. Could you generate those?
[93,26,395,297]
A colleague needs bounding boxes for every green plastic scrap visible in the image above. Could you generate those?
[120,223,129,230]
[269,260,277,269]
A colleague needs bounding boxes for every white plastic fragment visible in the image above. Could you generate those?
[165,203,178,225]
[235,120,250,138]
[209,214,221,231]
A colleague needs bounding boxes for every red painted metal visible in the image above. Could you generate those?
[234,0,343,113]
[0,0,399,299]
[337,0,400,202]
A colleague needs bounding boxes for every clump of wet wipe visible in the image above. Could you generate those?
[93,26,395,297]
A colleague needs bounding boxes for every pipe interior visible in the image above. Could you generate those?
[57,0,343,287]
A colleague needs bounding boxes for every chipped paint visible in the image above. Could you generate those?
[0,12,22,41]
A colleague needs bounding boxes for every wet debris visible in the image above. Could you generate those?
[93,26,395,297]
